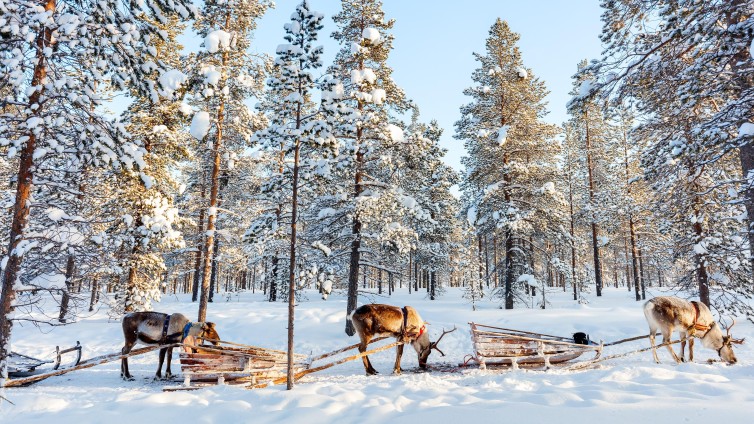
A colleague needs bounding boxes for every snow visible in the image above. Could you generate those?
[179,103,192,116]
[516,273,536,285]
[190,111,211,140]
[3,287,754,423]
[158,69,187,98]
[202,65,222,86]
[387,124,405,142]
[15,273,67,291]
[204,29,232,53]
[739,122,754,137]
[350,68,377,85]
[362,27,381,44]
[578,79,594,98]
[516,66,528,79]
[371,88,386,104]
[47,208,68,222]
[312,241,331,257]
[540,181,556,194]
[496,126,509,146]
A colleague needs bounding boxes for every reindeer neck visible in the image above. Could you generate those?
[700,322,723,349]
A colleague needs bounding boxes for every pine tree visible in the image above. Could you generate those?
[457,19,560,309]
[0,0,194,380]
[188,0,271,322]
[567,61,615,297]
[592,0,754,309]
[251,0,337,390]
[113,15,190,313]
[328,0,419,335]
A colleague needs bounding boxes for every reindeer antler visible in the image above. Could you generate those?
[430,326,457,357]
[726,319,736,337]
[724,319,745,344]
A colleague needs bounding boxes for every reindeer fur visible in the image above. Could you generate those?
[120,312,219,380]
[643,296,738,364]
[350,304,431,375]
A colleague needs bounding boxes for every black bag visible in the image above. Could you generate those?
[572,332,591,345]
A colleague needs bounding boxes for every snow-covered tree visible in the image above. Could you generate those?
[187,0,271,322]
[457,19,560,309]
[0,0,194,380]
[327,0,421,335]
[586,0,753,314]
[111,15,190,313]
[245,0,337,389]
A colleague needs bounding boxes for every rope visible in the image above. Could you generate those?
[603,334,649,346]
[565,338,686,371]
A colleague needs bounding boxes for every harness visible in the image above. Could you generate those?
[181,322,194,342]
[690,301,713,337]
[160,314,196,344]
[160,315,172,344]
[401,306,425,340]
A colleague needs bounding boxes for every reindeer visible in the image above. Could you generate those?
[643,296,743,364]
[120,312,220,380]
[349,304,455,375]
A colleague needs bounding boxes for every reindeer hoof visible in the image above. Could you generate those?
[123,376,135,381]
[366,369,379,376]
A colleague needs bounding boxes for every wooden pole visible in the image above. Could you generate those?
[3,344,179,388]
[253,340,403,389]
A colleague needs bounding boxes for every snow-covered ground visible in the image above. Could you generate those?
[2,286,753,423]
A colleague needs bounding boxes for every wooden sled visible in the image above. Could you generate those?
[166,336,403,391]
[468,322,602,370]
[8,342,82,377]
[166,339,309,390]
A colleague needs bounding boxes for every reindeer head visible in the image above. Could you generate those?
[188,322,220,346]
[718,320,745,364]
[413,326,456,369]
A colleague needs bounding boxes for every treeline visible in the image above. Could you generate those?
[2,0,753,377]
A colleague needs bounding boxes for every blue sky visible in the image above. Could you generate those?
[250,0,605,172]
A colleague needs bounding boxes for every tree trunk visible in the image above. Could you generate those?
[568,177,578,301]
[345,145,364,337]
[504,228,515,309]
[58,255,76,323]
[89,278,99,312]
[209,237,220,303]
[727,2,754,282]
[629,220,642,301]
[192,173,207,302]
[286,133,301,390]
[692,217,710,307]
[584,109,603,296]
[0,0,56,380]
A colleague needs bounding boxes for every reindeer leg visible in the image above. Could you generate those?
[663,330,682,363]
[156,347,166,380]
[393,344,404,375]
[359,336,378,376]
[680,331,687,362]
[649,328,660,364]
[688,337,694,362]
[165,347,173,379]
[121,339,136,380]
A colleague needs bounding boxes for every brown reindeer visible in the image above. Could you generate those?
[121,312,220,380]
[349,304,455,375]
[643,296,743,364]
